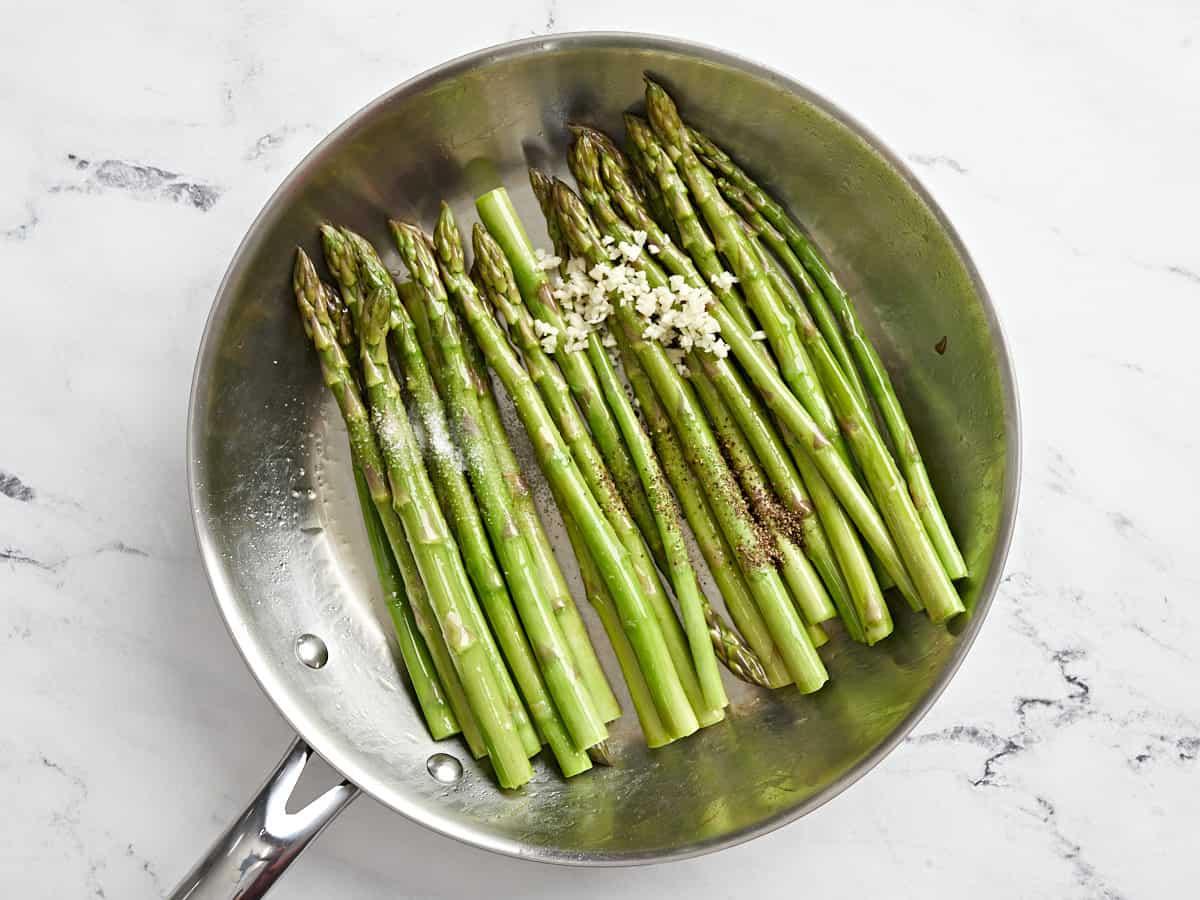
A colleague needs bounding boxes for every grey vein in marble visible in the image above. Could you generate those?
[55,155,221,210]
[908,153,968,174]
[1,540,149,573]
[2,207,39,240]
[1028,795,1128,900]
[0,469,35,502]
[1164,264,1200,285]
[245,127,297,161]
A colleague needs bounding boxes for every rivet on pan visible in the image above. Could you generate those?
[296,634,329,669]
[426,753,463,784]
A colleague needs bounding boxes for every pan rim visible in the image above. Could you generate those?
[186,29,1022,867]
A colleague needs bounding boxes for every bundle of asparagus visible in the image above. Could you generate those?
[288,78,967,789]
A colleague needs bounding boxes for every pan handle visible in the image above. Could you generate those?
[168,737,360,899]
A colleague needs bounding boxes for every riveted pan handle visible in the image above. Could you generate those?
[168,738,359,899]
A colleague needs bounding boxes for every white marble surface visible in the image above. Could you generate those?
[2,1,1198,897]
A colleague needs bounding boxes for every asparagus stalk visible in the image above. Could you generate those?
[718,181,866,408]
[299,252,487,757]
[607,132,875,612]
[533,168,741,702]
[571,129,704,294]
[399,216,608,770]
[695,336,892,642]
[474,194,724,726]
[293,254,460,741]
[643,83,853,471]
[323,283,463,730]
[562,515,672,749]
[400,279,622,725]
[566,299,731,708]
[807,622,830,649]
[610,129,679,246]
[454,279,617,769]
[645,81,964,622]
[521,170,666,568]
[686,365,838,627]
[622,351,790,688]
[703,276,963,622]
[694,131,968,582]
[725,206,893,600]
[301,247,532,785]
[471,236,764,690]
[624,115,759,335]
[737,216,904,604]
[346,234,542,759]
[574,128,870,632]
[529,169,730,687]
[446,210,699,741]
[426,210,613,749]
[552,180,828,693]
[354,467,461,738]
[320,244,498,759]
[688,130,869,406]
[616,316,827,693]
[362,287,534,785]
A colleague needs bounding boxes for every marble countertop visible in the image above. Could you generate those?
[3,2,1197,897]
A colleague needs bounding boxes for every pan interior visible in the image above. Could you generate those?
[189,35,1016,864]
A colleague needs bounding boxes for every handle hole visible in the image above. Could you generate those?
[286,752,344,814]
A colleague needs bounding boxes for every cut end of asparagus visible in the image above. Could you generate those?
[587,741,615,767]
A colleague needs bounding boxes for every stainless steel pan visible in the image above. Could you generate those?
[172,33,1020,898]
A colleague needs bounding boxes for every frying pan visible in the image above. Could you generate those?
[171,33,1020,899]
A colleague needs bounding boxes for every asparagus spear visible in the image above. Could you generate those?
[694,130,968,582]
[622,116,889,619]
[292,254,460,741]
[448,298,621,765]
[645,81,964,622]
[562,515,672,749]
[533,162,772,681]
[301,246,532,784]
[687,129,868,407]
[345,233,542,759]
[428,210,613,748]
[807,622,830,649]
[643,83,853,471]
[553,285,731,705]
[323,282,464,731]
[573,129,869,631]
[602,126,679,246]
[624,115,758,335]
[319,238,495,758]
[573,128,705,301]
[474,223,763,690]
[622,351,790,688]
[686,358,845,634]
[688,363,838,624]
[702,272,963,622]
[552,180,828,693]
[400,279,622,725]
[524,170,666,564]
[736,215,904,611]
[396,218,607,773]
[531,167,745,703]
[354,468,462,737]
[361,280,534,786]
[474,195,724,726]
[446,211,699,741]
[718,181,866,408]
[695,330,892,640]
